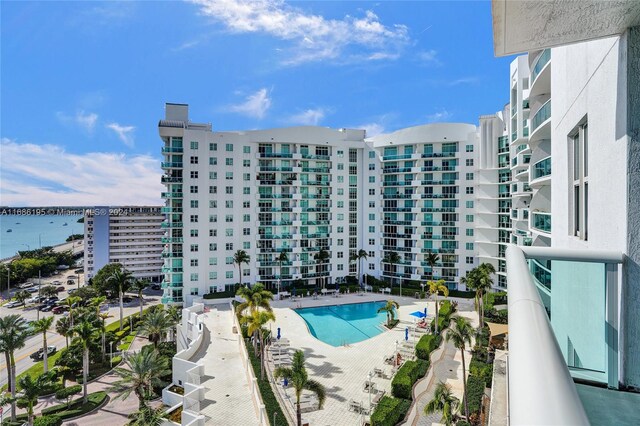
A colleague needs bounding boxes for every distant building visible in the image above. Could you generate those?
[84,206,164,282]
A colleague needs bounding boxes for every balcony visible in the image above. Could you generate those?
[258,166,293,172]
[258,152,293,158]
[301,167,330,173]
[161,221,183,228]
[161,206,183,213]
[161,237,184,243]
[161,296,183,304]
[161,162,183,169]
[161,176,183,183]
[533,157,552,180]
[301,154,331,160]
[421,152,457,158]
[532,99,551,132]
[531,212,551,234]
[161,192,183,199]
[161,146,183,154]
[382,154,413,161]
[531,49,551,85]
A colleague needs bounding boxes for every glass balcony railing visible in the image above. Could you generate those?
[531,48,551,84]
[512,131,517,142]
[161,162,183,168]
[161,147,183,153]
[532,99,551,131]
[532,212,551,233]
[161,176,182,183]
[533,157,552,180]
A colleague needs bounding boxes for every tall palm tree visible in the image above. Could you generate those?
[356,249,368,288]
[130,279,149,317]
[477,263,496,328]
[446,316,473,420]
[98,312,113,363]
[314,249,330,289]
[107,267,133,331]
[460,268,482,327]
[55,316,73,348]
[428,279,449,334]
[16,372,55,426]
[275,251,289,295]
[74,322,99,403]
[426,251,441,280]
[0,314,29,422]
[165,305,180,343]
[377,300,400,327]
[424,381,460,426]
[240,310,276,379]
[236,283,274,315]
[233,250,250,287]
[128,405,167,426]
[383,251,401,294]
[64,296,82,328]
[139,309,173,349]
[31,316,55,373]
[110,345,171,410]
[274,350,326,426]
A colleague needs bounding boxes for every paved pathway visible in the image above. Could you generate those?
[196,305,260,426]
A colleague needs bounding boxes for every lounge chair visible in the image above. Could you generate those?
[348,399,362,413]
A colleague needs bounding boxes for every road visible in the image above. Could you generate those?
[0,269,163,388]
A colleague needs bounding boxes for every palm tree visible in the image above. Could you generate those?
[274,350,326,426]
[477,263,496,328]
[31,316,55,373]
[313,248,330,289]
[40,285,59,298]
[56,315,74,348]
[139,309,173,348]
[426,250,440,280]
[240,310,276,379]
[233,250,250,287]
[377,300,400,327]
[107,267,133,331]
[128,405,167,425]
[14,289,30,306]
[16,372,55,426]
[74,321,99,403]
[428,279,449,334]
[236,283,274,315]
[275,251,289,296]
[64,296,82,327]
[446,316,473,420]
[460,268,482,327]
[130,279,149,317]
[109,345,171,410]
[383,251,401,294]
[98,312,113,363]
[0,314,29,422]
[165,305,180,343]
[424,381,460,426]
[349,249,368,289]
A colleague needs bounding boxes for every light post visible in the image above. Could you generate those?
[273,411,278,425]
[420,283,425,298]
[110,341,114,368]
[368,371,373,409]
[6,264,10,295]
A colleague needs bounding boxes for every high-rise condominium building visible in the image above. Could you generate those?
[84,206,164,282]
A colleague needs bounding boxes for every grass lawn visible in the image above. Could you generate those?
[4,391,108,424]
[1,351,64,394]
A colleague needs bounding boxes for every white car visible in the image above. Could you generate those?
[4,301,21,308]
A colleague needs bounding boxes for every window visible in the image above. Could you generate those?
[209,172,217,180]
[209,272,217,279]
[226,158,233,166]
[338,239,344,246]
[368,238,375,245]
[209,185,217,194]
[209,157,217,165]
[368,213,375,220]
[466,256,474,264]
[209,257,217,265]
[190,156,198,164]
[243,159,250,167]
[243,269,250,277]
[337,176,344,183]
[190,185,198,193]
[243,173,250,181]
[338,164,344,170]
[337,264,344,271]
[209,214,217,223]
[226,143,233,152]
[466,159,474,166]
[465,242,474,250]
[190,229,198,237]
[243,214,250,222]
[337,189,344,195]
[209,229,217,237]
[369,176,375,183]
[369,151,375,158]
[190,288,199,295]
[465,187,474,194]
[226,271,233,279]
[190,141,199,149]
[465,144,474,152]
[190,273,198,281]
[226,186,233,194]
[209,143,217,151]
[243,201,250,208]
[337,201,344,208]
[190,244,199,252]
[337,213,344,220]
[337,150,344,158]
[190,259,198,266]
[466,173,474,180]
[242,187,250,195]
[225,215,233,223]
[190,171,198,179]
[369,263,375,270]
[209,200,217,208]
[226,257,234,265]
[226,200,233,208]
[571,122,588,240]
[226,172,233,180]
[368,226,375,232]
[190,214,198,222]
[337,252,344,258]
[243,242,250,249]
[466,201,474,208]
[210,243,217,251]
[190,200,198,208]
[243,146,250,154]
[465,215,474,222]
[243,228,251,235]
[369,189,375,195]
[225,243,234,250]
[466,229,474,236]
[369,163,375,170]
[368,201,375,208]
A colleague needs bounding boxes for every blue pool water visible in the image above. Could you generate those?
[295,301,388,346]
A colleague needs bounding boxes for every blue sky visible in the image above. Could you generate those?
[1,0,515,206]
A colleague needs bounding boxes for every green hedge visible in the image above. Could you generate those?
[439,300,453,317]
[33,416,62,426]
[415,334,442,360]
[464,375,485,415]
[448,289,475,299]
[203,291,236,299]
[370,396,411,426]
[391,359,429,399]
[470,358,493,388]
[456,421,471,426]
[41,391,108,420]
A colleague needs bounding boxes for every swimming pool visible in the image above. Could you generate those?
[295,301,388,346]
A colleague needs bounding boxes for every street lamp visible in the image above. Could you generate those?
[273,411,278,426]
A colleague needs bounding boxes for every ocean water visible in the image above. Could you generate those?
[0,214,83,259]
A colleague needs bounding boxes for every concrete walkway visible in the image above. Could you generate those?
[196,305,260,426]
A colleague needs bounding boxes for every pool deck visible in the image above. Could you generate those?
[266,292,477,426]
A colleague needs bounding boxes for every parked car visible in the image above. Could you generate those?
[52,306,69,314]
[56,286,65,292]
[68,288,77,294]
[51,280,62,285]
[44,296,59,303]
[151,284,161,290]
[67,275,77,279]
[4,301,21,308]
[19,283,35,289]
[41,305,54,312]
[67,280,75,285]
[26,287,39,293]
[30,346,56,361]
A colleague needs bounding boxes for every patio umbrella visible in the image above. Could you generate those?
[409,311,426,319]
[277,327,281,340]
[405,327,409,341]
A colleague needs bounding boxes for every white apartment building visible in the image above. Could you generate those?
[370,124,479,289]
[159,103,380,306]
[84,206,164,282]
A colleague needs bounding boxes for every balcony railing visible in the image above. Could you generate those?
[532,99,551,131]
[533,157,552,180]
[532,212,551,233]
[505,245,623,424]
[531,48,551,84]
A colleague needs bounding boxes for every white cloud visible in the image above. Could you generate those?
[56,110,99,133]
[0,138,163,206]
[229,88,271,119]
[356,122,385,138]
[106,122,136,147]
[447,77,478,86]
[190,0,410,65]
[287,108,327,126]
[416,49,440,65]
[426,109,452,123]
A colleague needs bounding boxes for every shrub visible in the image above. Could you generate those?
[370,396,411,426]
[470,358,493,388]
[439,300,453,318]
[447,289,476,299]
[41,391,107,420]
[464,375,485,415]
[55,384,82,408]
[431,315,450,333]
[33,416,62,426]
[203,291,236,299]
[415,334,442,360]
[391,360,430,399]
[384,319,399,329]
[456,422,471,426]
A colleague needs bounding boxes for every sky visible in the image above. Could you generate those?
[1,0,516,207]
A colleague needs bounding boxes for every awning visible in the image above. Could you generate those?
[487,322,509,337]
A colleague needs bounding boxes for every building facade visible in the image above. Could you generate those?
[84,206,164,282]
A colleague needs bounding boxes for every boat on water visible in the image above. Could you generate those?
[15,222,20,224]
[50,221,54,223]
[63,223,68,226]
[7,229,12,232]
